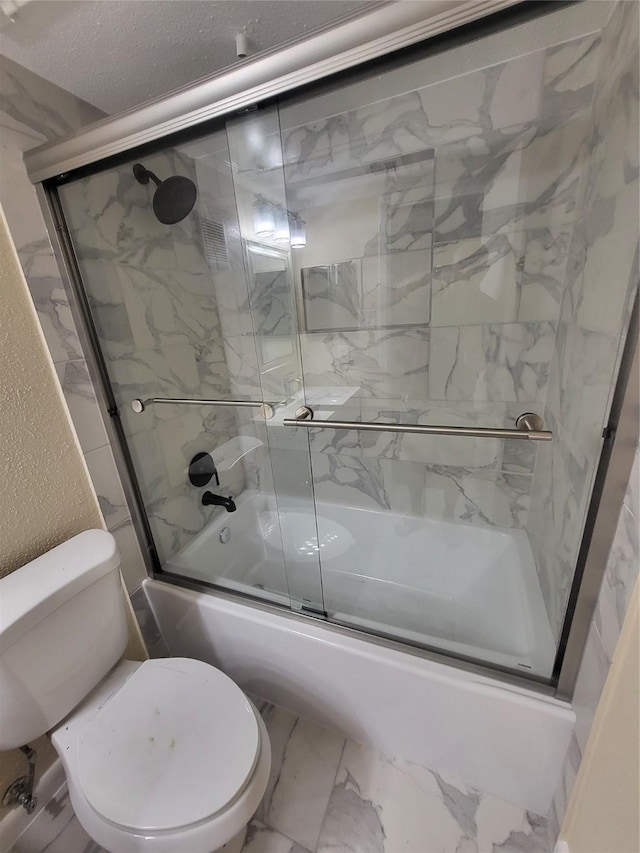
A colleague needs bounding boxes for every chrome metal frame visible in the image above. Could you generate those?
[29,0,638,702]
[24,0,522,184]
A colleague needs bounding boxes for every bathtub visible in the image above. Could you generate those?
[144,575,574,816]
[166,490,556,675]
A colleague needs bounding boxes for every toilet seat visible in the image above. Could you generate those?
[77,658,260,833]
[52,658,271,853]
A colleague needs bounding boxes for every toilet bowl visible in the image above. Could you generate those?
[53,657,271,853]
[0,531,271,853]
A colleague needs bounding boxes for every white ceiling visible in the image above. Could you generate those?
[0,0,374,113]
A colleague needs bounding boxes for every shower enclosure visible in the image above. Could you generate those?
[30,0,638,693]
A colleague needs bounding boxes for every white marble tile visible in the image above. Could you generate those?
[264,716,345,851]
[361,248,431,327]
[0,55,102,141]
[249,268,296,337]
[549,733,582,836]
[283,50,545,186]
[18,249,83,364]
[109,343,201,400]
[626,448,639,521]
[0,126,51,257]
[541,34,601,118]
[55,360,109,454]
[572,621,611,755]
[588,3,639,203]
[500,403,543,475]
[242,821,311,853]
[125,421,170,505]
[148,489,209,564]
[432,232,525,326]
[546,320,620,459]
[301,328,429,402]
[154,410,211,490]
[130,587,167,656]
[574,181,639,337]
[418,52,544,145]
[10,786,106,853]
[83,445,130,533]
[307,401,506,471]
[254,703,300,825]
[111,520,148,594]
[301,261,361,331]
[58,155,186,271]
[526,410,593,636]
[309,452,424,517]
[116,265,222,351]
[518,116,591,231]
[594,504,640,661]
[433,125,528,243]
[317,740,549,853]
[423,466,531,529]
[429,322,555,403]
[518,227,572,322]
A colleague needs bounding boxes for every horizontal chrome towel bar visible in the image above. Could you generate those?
[131,398,274,418]
[283,407,552,441]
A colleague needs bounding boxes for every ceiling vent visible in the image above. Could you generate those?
[201,218,229,270]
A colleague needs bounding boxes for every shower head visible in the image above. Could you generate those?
[133,163,197,225]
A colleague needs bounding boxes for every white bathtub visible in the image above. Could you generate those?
[143,576,574,816]
[166,490,556,675]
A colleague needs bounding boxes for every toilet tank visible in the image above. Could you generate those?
[0,530,129,750]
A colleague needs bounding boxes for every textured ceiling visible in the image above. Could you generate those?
[0,0,374,113]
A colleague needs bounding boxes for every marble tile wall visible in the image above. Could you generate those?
[526,0,639,641]
[547,446,639,846]
[0,56,151,595]
[281,29,603,535]
[55,141,270,569]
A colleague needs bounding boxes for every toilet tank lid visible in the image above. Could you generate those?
[0,530,120,652]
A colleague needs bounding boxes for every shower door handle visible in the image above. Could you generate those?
[131,398,274,418]
[283,407,552,441]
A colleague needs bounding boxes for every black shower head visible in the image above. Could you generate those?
[133,163,197,225]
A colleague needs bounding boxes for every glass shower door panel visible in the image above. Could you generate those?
[57,124,320,611]
[278,15,603,678]
[224,109,325,615]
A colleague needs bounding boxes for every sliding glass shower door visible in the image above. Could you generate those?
[275,3,637,680]
[57,120,325,615]
[54,0,638,685]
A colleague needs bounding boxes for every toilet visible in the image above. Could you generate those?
[0,530,271,853]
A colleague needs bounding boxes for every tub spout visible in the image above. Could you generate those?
[202,491,236,512]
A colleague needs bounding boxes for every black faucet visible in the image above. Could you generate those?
[202,491,236,512]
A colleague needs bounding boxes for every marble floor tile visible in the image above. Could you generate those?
[11,787,105,853]
[8,709,551,853]
[316,739,550,853]
[242,820,312,853]
[254,702,300,825]
[263,716,346,851]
